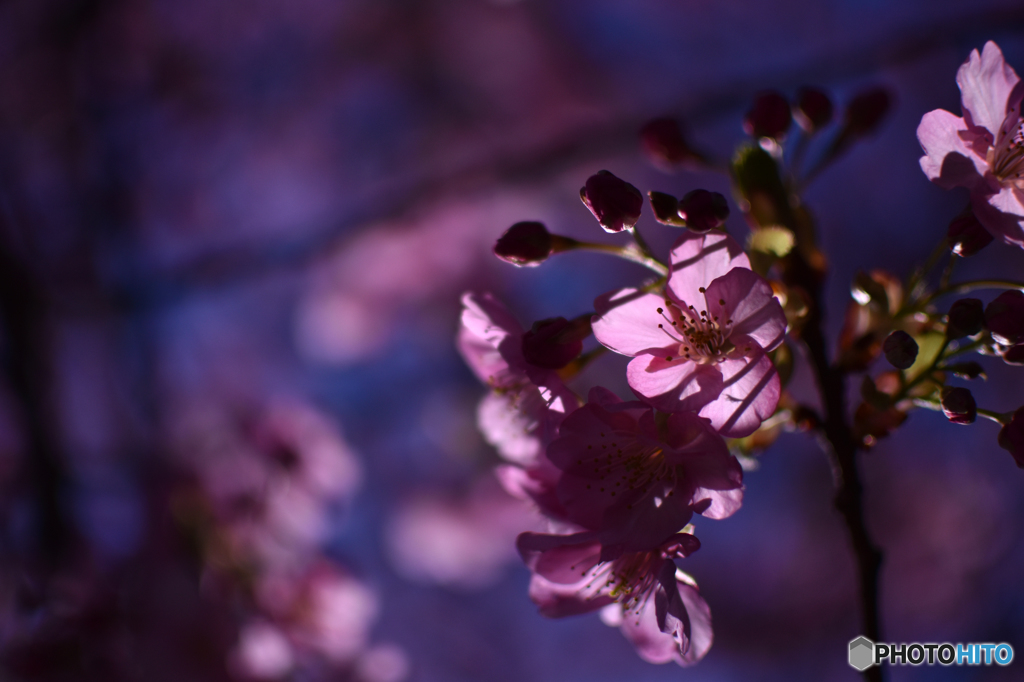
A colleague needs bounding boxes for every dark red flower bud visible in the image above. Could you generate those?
[521,316,590,369]
[882,330,918,369]
[1003,345,1024,365]
[580,171,643,233]
[648,191,686,226]
[947,208,993,256]
[743,91,792,140]
[640,118,696,170]
[985,290,1024,345]
[940,386,977,425]
[678,189,729,233]
[494,221,553,266]
[946,298,984,339]
[793,87,833,132]
[843,87,891,137]
[997,407,1024,468]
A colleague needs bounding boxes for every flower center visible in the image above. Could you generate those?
[988,108,1024,189]
[654,286,735,364]
[605,551,660,611]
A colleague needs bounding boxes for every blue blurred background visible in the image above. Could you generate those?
[1,1,1023,680]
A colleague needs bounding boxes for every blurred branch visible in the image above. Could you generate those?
[0,216,71,568]
[128,5,1024,309]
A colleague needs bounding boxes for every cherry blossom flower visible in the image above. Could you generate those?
[546,387,742,548]
[591,232,786,436]
[517,530,712,666]
[917,41,1024,247]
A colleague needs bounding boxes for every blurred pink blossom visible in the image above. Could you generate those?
[385,475,543,589]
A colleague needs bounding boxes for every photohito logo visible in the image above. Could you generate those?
[848,637,1014,670]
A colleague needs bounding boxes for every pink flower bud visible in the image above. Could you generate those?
[580,171,643,233]
[793,87,833,132]
[882,330,918,369]
[743,91,792,140]
[946,298,984,339]
[940,386,977,424]
[521,316,589,369]
[985,290,1024,345]
[843,87,891,137]
[494,222,553,267]
[639,118,696,170]
[997,407,1024,468]
[947,209,993,256]
[678,189,729,233]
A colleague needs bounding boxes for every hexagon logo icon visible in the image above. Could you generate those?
[849,636,875,671]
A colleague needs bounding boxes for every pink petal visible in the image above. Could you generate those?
[916,109,987,190]
[626,355,724,413]
[663,413,744,519]
[459,292,523,341]
[528,574,613,617]
[698,347,780,437]
[457,292,525,386]
[675,577,713,665]
[592,288,677,357]
[477,392,542,466]
[618,607,683,664]
[974,186,1024,248]
[691,486,743,521]
[516,531,602,583]
[667,232,749,309]
[705,269,787,352]
[957,41,1021,136]
[494,464,567,520]
[603,490,694,552]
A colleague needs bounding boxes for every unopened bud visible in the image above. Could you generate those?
[882,330,918,370]
[580,171,643,233]
[648,191,686,226]
[843,87,891,137]
[793,87,833,132]
[743,91,792,140]
[678,189,730,233]
[1004,345,1024,365]
[997,407,1024,468]
[940,386,977,424]
[946,298,984,339]
[522,316,589,369]
[985,290,1024,345]
[494,221,554,266]
[947,208,993,256]
[640,118,696,170]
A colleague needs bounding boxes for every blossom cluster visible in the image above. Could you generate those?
[457,39,1024,670]
[458,204,786,664]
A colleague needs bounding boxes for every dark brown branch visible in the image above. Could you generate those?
[782,254,884,682]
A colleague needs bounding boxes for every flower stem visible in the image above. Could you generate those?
[571,240,668,276]
[628,224,660,265]
[925,279,1024,302]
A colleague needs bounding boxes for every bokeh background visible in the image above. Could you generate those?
[1,1,1024,680]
